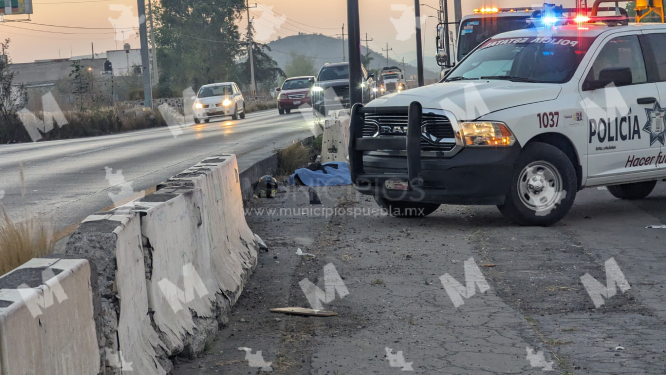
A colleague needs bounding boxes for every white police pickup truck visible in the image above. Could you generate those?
[348,18,666,226]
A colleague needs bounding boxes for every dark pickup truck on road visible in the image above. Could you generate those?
[311,62,376,117]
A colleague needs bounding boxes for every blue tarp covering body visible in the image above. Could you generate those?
[289,162,352,186]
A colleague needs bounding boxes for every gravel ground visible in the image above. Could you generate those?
[173,182,666,374]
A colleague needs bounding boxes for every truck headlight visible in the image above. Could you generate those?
[312,86,324,92]
[195,102,203,109]
[223,99,232,106]
[460,122,515,147]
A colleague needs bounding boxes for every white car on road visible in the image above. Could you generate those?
[193,82,245,123]
[349,17,666,226]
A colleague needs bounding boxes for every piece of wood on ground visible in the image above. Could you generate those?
[270,307,338,317]
[481,264,496,267]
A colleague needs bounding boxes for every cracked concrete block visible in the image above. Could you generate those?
[0,258,99,375]
[65,213,167,375]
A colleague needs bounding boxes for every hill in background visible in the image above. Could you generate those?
[265,34,440,80]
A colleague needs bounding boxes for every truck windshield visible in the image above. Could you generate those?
[447,37,592,84]
[457,16,530,61]
[319,65,349,81]
[382,74,399,80]
[283,78,312,90]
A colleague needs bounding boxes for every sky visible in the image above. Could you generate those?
[1,0,552,64]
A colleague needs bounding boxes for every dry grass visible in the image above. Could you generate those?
[245,100,278,114]
[277,142,313,175]
[0,206,55,276]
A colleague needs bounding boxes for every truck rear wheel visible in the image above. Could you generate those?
[607,181,656,200]
[373,196,440,218]
[498,142,577,226]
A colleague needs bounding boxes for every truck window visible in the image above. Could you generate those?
[457,16,530,61]
[586,35,647,85]
[643,33,666,82]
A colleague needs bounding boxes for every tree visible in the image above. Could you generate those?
[236,24,285,91]
[284,51,316,78]
[69,61,90,111]
[0,39,27,143]
[154,0,245,93]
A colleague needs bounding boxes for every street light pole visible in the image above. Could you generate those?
[414,0,424,86]
[347,0,362,106]
[137,0,153,108]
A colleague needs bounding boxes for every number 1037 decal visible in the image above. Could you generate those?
[537,112,559,128]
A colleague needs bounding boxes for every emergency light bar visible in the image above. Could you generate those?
[473,7,534,14]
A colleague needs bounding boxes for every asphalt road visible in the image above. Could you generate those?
[174,183,666,374]
[0,109,313,234]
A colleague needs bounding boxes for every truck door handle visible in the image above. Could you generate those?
[637,97,657,105]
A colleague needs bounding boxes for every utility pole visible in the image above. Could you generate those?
[137,0,152,108]
[402,57,405,73]
[147,0,159,86]
[414,0,424,86]
[454,0,462,37]
[246,0,257,95]
[347,0,362,106]
[361,33,373,61]
[91,43,95,98]
[382,43,392,68]
[336,24,346,62]
[441,0,451,67]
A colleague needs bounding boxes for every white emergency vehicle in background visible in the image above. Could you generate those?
[378,67,406,95]
[435,3,631,73]
[348,9,666,226]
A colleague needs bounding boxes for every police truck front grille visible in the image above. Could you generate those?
[362,112,456,151]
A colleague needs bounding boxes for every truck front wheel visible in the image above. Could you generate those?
[374,196,440,218]
[498,142,577,226]
[607,181,656,200]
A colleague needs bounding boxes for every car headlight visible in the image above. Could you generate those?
[312,86,324,92]
[372,88,378,92]
[279,94,287,99]
[223,99,232,106]
[460,122,515,147]
[195,102,203,109]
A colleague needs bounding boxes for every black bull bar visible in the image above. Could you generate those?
[348,101,426,190]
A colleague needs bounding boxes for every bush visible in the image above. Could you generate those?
[1,105,167,143]
[277,142,313,175]
[312,135,323,154]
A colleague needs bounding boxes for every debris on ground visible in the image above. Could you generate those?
[254,234,268,251]
[256,175,278,198]
[308,187,322,205]
[645,225,666,228]
[481,264,497,267]
[296,248,315,257]
[270,307,338,317]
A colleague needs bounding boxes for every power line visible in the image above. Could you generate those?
[13,21,133,30]
[33,0,116,4]
[256,2,340,30]
[0,23,116,35]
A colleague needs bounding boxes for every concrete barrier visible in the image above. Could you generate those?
[321,111,351,163]
[69,154,257,373]
[0,154,260,374]
[67,211,168,374]
[0,258,99,375]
